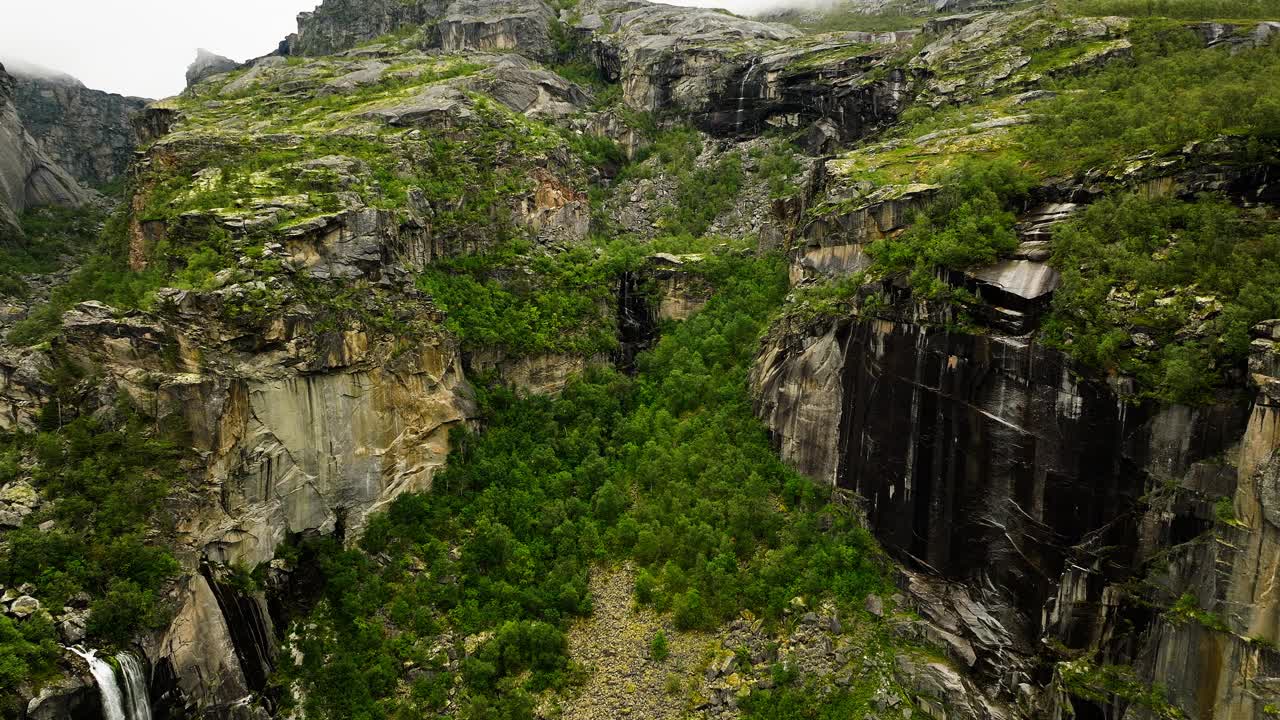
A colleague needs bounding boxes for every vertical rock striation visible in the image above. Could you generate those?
[0,62,88,235]
[7,66,148,189]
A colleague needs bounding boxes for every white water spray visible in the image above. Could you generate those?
[735,57,760,134]
[68,646,152,720]
[117,652,152,720]
[69,647,127,720]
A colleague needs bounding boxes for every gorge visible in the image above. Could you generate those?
[2,0,1279,718]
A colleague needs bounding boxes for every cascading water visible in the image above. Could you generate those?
[735,57,760,135]
[117,652,153,720]
[68,646,152,720]
[68,646,126,720]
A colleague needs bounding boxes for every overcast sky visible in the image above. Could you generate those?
[1,0,796,100]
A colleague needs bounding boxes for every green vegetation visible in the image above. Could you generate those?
[0,207,103,298]
[1042,193,1280,403]
[7,208,169,346]
[1021,23,1280,175]
[867,156,1035,296]
[0,614,58,702]
[277,252,892,719]
[1215,496,1241,525]
[751,143,805,199]
[0,409,185,696]
[649,630,669,661]
[416,241,631,356]
[1166,592,1231,632]
[1058,658,1185,719]
[763,6,928,33]
[1059,0,1280,19]
[615,127,746,237]
[801,17,1280,404]
[741,677,896,719]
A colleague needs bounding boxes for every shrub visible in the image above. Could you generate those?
[650,630,669,661]
[867,155,1035,293]
[1043,193,1280,403]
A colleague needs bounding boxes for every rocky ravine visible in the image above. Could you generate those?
[2,1,1279,719]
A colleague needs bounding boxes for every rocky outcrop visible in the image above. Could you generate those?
[8,68,148,188]
[1126,322,1280,718]
[583,0,911,139]
[155,574,261,714]
[22,668,100,720]
[648,253,711,322]
[288,0,556,61]
[288,0,446,56]
[0,62,88,236]
[753,305,1256,706]
[437,0,557,60]
[51,295,478,568]
[468,349,606,395]
[186,50,240,88]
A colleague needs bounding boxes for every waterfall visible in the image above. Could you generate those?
[117,652,153,720]
[68,647,127,720]
[68,646,152,720]
[735,57,760,134]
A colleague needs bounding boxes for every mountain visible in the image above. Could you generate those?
[5,62,150,190]
[0,62,88,238]
[2,1,1279,719]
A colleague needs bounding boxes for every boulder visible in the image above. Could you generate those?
[9,594,40,617]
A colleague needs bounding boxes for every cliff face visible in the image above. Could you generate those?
[750,16,1280,714]
[0,62,87,235]
[6,1,1280,719]
[753,308,1264,701]
[8,69,148,189]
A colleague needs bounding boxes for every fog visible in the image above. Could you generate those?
[1,0,308,99]
[0,0,831,99]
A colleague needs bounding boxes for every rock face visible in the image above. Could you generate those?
[186,49,240,88]
[8,67,148,188]
[23,669,100,720]
[53,295,476,569]
[286,0,913,141]
[752,304,1272,712]
[1134,323,1280,717]
[289,0,446,56]
[0,62,88,235]
[153,569,277,716]
[289,0,556,60]
[583,0,912,139]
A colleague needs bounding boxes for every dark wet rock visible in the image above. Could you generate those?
[753,308,1253,701]
[583,0,914,140]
